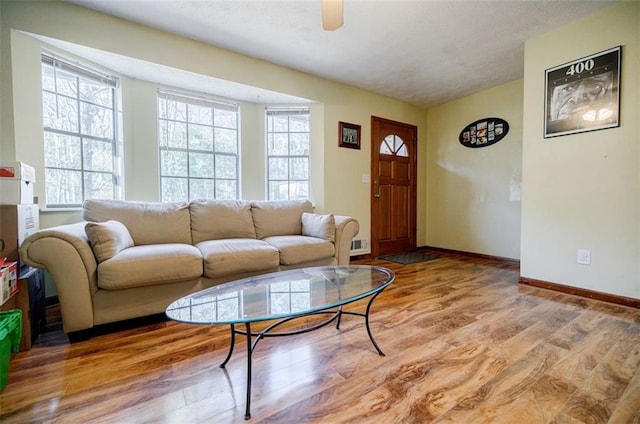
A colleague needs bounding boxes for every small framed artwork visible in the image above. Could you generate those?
[544,46,621,138]
[338,121,361,149]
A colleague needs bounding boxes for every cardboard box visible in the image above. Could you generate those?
[0,162,36,182]
[0,180,34,205]
[0,261,18,307]
[0,205,39,271]
[0,162,35,205]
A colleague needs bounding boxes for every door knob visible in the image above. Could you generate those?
[373,194,380,198]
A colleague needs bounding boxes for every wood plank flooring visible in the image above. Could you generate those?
[1,251,639,423]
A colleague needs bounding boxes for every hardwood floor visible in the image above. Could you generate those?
[1,251,639,423]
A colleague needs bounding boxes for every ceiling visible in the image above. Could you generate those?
[65,0,618,108]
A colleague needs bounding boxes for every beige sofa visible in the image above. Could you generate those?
[19,199,359,338]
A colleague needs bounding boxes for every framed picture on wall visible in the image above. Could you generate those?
[338,121,361,149]
[544,46,621,138]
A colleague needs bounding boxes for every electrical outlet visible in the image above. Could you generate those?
[577,249,591,265]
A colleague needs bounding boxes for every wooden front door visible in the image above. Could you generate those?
[371,116,417,257]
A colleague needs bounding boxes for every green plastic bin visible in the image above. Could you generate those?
[0,309,22,392]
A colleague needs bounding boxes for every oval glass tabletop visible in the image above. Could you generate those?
[166,265,394,325]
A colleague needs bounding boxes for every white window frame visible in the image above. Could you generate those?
[265,107,311,201]
[41,53,121,208]
[157,91,240,202]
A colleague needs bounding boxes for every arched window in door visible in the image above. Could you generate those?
[380,134,408,157]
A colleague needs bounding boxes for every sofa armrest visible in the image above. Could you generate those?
[333,215,359,265]
[19,222,98,333]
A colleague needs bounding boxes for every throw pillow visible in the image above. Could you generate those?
[302,212,336,242]
[85,220,135,263]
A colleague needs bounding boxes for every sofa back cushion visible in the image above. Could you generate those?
[190,200,256,244]
[83,199,192,245]
[251,200,313,239]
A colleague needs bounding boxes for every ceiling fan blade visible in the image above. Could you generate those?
[322,0,344,31]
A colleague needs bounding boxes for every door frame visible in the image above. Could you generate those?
[370,116,418,257]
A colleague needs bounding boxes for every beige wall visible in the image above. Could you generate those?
[0,1,428,252]
[426,79,523,260]
[521,1,640,299]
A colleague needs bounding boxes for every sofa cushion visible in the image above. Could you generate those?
[263,235,335,266]
[83,199,191,246]
[190,200,256,244]
[97,244,203,290]
[198,239,279,279]
[251,200,313,239]
[302,212,335,242]
[85,220,134,263]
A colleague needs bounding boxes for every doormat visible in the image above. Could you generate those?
[379,251,440,265]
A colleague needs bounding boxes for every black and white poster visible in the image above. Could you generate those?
[544,46,621,138]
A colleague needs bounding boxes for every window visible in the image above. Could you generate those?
[380,134,408,157]
[266,107,310,201]
[158,91,239,201]
[41,54,120,208]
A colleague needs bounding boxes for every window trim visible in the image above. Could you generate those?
[41,52,121,209]
[265,106,311,201]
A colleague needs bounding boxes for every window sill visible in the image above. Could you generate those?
[40,207,83,213]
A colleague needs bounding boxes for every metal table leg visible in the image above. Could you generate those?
[364,291,385,356]
[218,287,387,419]
[220,324,236,368]
[244,322,252,420]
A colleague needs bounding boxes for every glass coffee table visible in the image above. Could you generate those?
[166,265,394,420]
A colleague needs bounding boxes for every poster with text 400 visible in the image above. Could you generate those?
[544,46,620,138]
